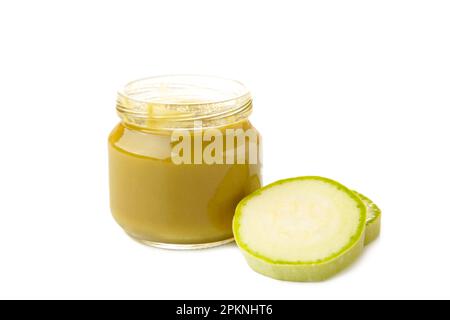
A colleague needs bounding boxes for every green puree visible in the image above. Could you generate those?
[108,120,261,245]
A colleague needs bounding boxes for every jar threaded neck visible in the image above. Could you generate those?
[116,75,253,130]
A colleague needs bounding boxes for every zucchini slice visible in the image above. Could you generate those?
[354,191,381,245]
[233,176,366,282]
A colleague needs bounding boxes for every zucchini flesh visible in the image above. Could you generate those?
[233,176,367,282]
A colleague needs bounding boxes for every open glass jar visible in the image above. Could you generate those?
[108,75,262,249]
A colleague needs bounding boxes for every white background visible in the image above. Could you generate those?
[1,0,449,300]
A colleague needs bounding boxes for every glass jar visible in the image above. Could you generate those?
[108,75,262,249]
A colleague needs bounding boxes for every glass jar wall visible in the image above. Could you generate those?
[108,75,262,249]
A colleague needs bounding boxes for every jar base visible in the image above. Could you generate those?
[126,232,235,250]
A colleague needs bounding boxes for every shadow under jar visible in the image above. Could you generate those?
[108,75,262,249]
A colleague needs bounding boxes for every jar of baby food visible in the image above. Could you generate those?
[108,75,262,249]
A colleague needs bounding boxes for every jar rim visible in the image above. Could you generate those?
[116,75,253,129]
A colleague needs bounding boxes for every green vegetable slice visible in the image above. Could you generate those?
[354,191,381,245]
[233,176,367,282]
